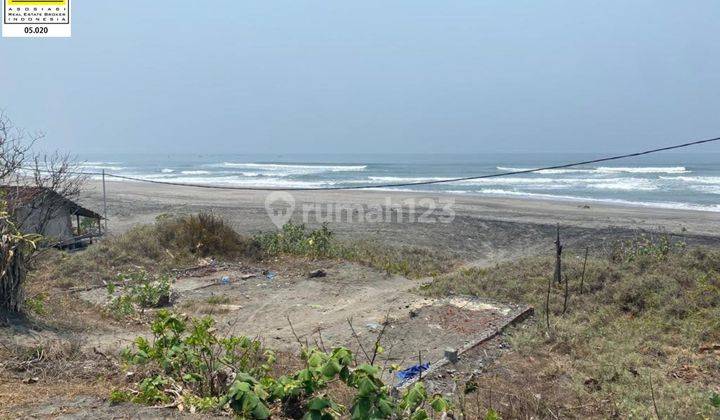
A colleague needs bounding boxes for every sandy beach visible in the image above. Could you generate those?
[80,180,720,263]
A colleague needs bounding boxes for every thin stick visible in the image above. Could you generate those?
[562,273,570,315]
[418,350,423,381]
[315,327,327,353]
[102,168,107,232]
[580,246,589,295]
[286,315,304,348]
[554,224,563,284]
[649,373,661,419]
[370,312,390,365]
[347,317,371,363]
[545,269,552,332]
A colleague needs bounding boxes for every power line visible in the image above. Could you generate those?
[23,135,720,191]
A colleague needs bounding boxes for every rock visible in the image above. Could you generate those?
[309,269,327,278]
[444,348,459,364]
[366,323,381,332]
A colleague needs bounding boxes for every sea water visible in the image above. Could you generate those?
[76,152,720,212]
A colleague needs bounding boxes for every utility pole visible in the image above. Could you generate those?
[102,169,107,232]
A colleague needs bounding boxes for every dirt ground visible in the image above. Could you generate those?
[2,183,720,417]
[76,256,529,383]
[1,254,527,418]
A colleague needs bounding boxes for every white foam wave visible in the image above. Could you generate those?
[161,168,174,173]
[690,185,720,195]
[81,161,120,165]
[181,170,211,175]
[595,166,689,174]
[497,166,689,174]
[79,164,125,171]
[496,166,593,174]
[660,176,720,184]
[366,176,447,183]
[474,189,720,212]
[358,176,660,191]
[115,175,330,189]
[588,179,657,191]
[204,162,367,175]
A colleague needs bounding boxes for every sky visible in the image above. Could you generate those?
[1,1,719,155]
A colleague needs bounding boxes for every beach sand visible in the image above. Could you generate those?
[80,180,720,263]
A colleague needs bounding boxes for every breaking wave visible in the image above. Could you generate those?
[496,166,690,174]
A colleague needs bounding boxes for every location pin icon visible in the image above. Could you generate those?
[265,191,296,228]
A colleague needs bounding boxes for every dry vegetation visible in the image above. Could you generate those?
[4,213,720,418]
[425,238,720,418]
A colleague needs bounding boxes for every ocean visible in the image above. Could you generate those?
[76,152,720,212]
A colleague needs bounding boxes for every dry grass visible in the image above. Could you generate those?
[425,243,720,418]
[0,335,121,415]
[31,212,261,289]
[337,239,457,278]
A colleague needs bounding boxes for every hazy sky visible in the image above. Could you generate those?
[1,1,719,154]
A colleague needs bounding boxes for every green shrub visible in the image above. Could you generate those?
[40,213,262,291]
[155,212,261,259]
[117,310,452,418]
[256,222,455,277]
[24,293,47,315]
[611,233,685,263]
[255,221,334,258]
[105,270,173,318]
[121,310,274,401]
[108,389,133,405]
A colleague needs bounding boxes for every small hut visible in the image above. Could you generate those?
[0,186,103,249]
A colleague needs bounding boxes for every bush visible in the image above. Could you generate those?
[36,213,262,290]
[256,222,455,277]
[120,310,274,406]
[105,270,173,318]
[118,311,452,418]
[155,212,262,259]
[255,221,333,258]
[610,233,685,264]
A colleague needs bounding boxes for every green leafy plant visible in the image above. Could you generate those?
[117,311,455,418]
[105,270,173,317]
[120,310,275,409]
[611,233,685,263]
[24,293,47,315]
[711,392,720,408]
[108,389,133,405]
[256,221,335,258]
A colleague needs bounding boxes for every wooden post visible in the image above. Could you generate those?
[545,273,552,332]
[554,224,562,284]
[76,214,81,235]
[102,169,108,232]
[563,274,569,314]
[548,224,562,331]
[580,247,589,295]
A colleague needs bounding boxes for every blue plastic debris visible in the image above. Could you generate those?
[220,276,230,285]
[265,271,277,280]
[396,363,430,385]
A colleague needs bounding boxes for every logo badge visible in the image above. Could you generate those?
[264,192,295,229]
[3,0,71,38]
